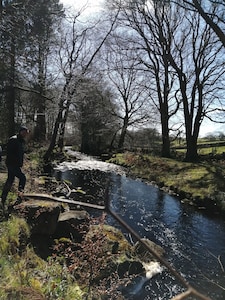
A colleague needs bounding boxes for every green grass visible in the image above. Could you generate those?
[0,217,84,300]
[109,152,225,202]
[197,145,225,155]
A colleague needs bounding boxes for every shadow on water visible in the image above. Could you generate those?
[54,167,225,300]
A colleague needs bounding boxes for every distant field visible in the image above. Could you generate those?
[125,139,225,157]
[198,145,225,155]
[173,139,225,156]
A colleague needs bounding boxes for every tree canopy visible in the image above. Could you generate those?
[1,0,225,161]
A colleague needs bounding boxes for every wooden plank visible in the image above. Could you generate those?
[23,193,105,210]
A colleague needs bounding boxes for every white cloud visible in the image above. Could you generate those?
[60,0,104,16]
[199,120,225,137]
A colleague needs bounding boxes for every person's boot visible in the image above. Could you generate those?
[14,190,24,206]
[18,190,24,199]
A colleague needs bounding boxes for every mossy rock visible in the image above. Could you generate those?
[87,224,132,254]
[84,224,142,282]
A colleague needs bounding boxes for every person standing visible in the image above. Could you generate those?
[1,126,29,212]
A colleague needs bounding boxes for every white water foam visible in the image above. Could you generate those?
[143,261,164,279]
[55,160,126,174]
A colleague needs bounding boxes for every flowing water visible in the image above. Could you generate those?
[54,152,225,300]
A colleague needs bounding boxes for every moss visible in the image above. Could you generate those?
[0,216,87,300]
[87,224,132,254]
[0,216,30,255]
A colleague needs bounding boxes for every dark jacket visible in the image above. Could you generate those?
[6,134,25,167]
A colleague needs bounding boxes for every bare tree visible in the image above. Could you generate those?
[71,76,119,155]
[104,40,151,150]
[107,0,181,157]
[44,9,119,162]
[105,0,225,161]
[166,5,225,161]
[175,0,225,48]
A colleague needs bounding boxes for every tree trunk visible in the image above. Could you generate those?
[166,51,200,162]
[34,45,46,141]
[7,39,16,136]
[161,118,170,158]
[118,115,128,150]
[185,135,198,162]
[35,107,46,141]
[158,74,171,158]
[184,105,201,162]
[43,89,67,162]
[43,109,62,162]
[57,98,71,151]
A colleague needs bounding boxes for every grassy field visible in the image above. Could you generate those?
[171,139,225,156]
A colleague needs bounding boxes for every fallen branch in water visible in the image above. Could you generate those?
[171,290,191,300]
[207,250,224,272]
[171,287,212,300]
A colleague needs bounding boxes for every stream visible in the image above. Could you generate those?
[54,151,225,300]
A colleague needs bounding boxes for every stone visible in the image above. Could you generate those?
[117,260,144,278]
[12,200,61,235]
[54,210,90,242]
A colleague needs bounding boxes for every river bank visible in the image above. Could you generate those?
[0,149,224,299]
[108,152,225,216]
[0,155,138,299]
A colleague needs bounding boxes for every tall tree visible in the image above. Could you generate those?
[44,9,119,162]
[104,42,151,150]
[109,0,181,157]
[108,0,225,160]
[166,4,225,161]
[0,0,27,137]
[0,0,63,141]
[73,76,118,155]
[24,0,64,141]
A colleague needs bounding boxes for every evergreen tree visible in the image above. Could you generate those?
[0,0,64,141]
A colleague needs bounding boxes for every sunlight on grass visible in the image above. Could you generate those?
[0,217,85,300]
[109,152,224,200]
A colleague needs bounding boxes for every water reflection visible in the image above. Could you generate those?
[54,168,225,299]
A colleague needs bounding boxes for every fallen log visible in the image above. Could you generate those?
[23,193,105,210]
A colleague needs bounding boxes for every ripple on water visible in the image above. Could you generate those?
[55,156,225,300]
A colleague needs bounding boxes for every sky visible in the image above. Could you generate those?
[60,0,104,16]
[59,0,225,137]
